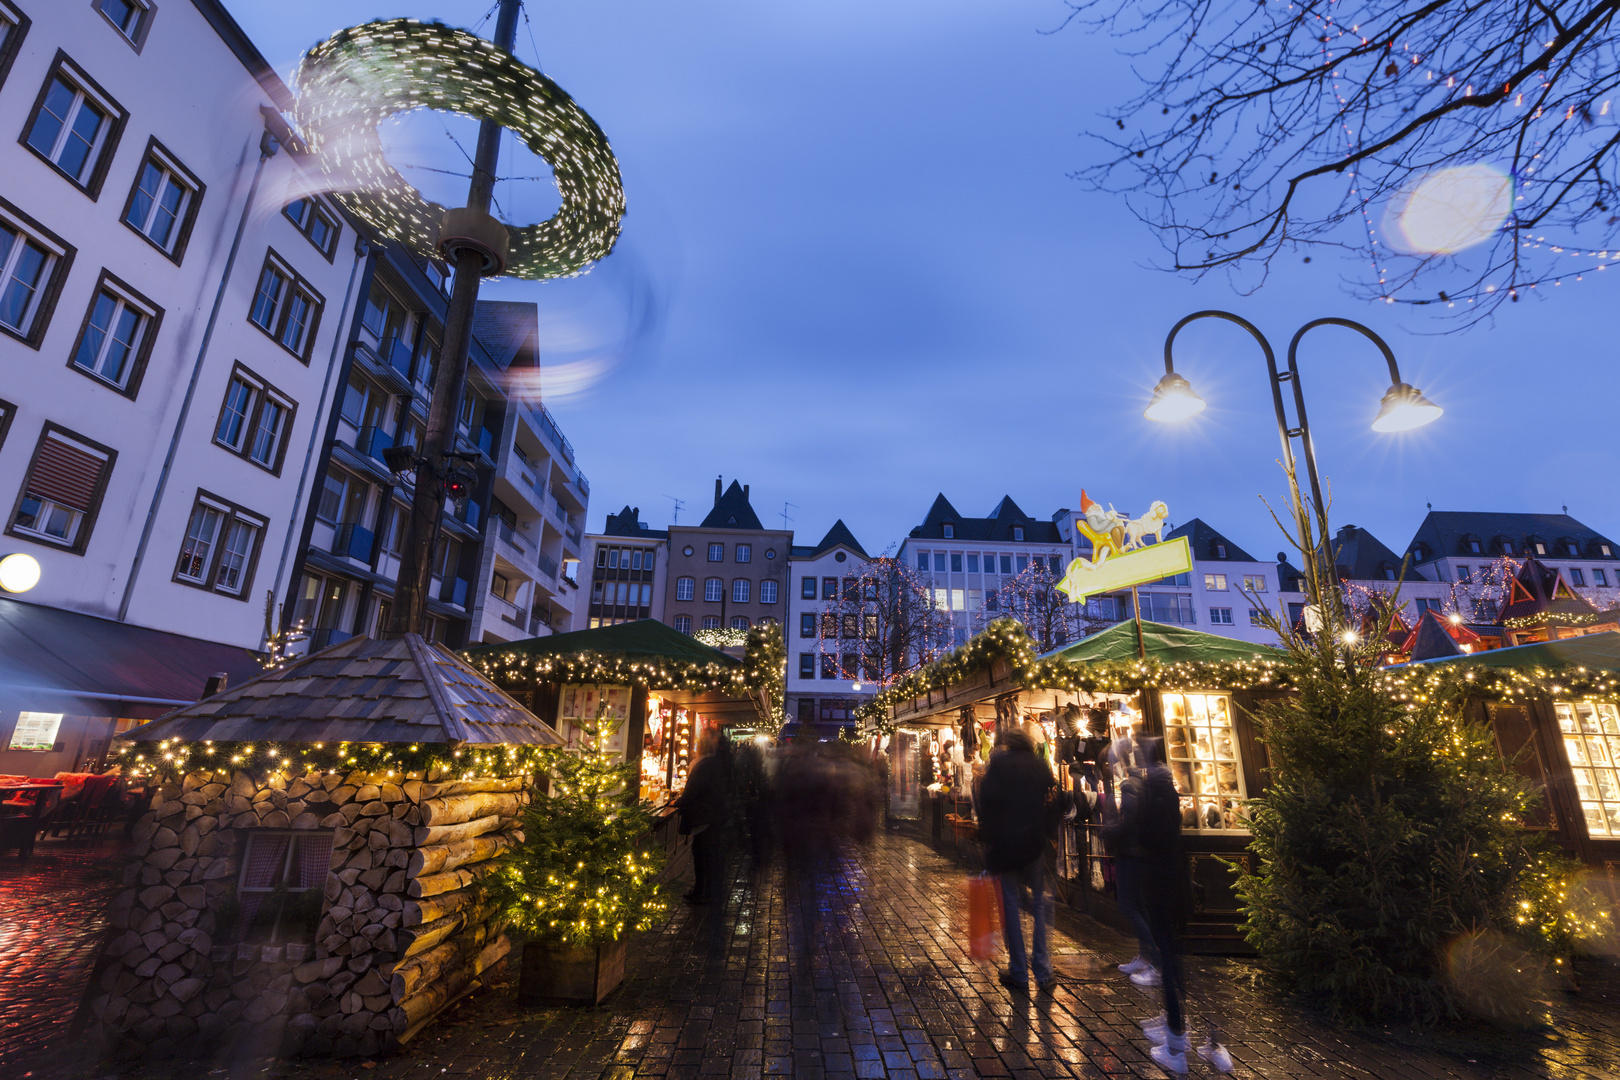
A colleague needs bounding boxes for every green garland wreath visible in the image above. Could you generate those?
[293,18,624,280]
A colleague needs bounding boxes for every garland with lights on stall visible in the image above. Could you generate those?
[293,18,624,281]
[115,737,555,785]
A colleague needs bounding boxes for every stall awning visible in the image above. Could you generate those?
[1041,619,1285,666]
[0,595,265,713]
[1400,630,1620,675]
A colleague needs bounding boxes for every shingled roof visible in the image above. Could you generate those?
[1406,510,1620,567]
[699,479,766,530]
[603,505,669,540]
[908,493,1062,543]
[1165,518,1258,563]
[795,519,868,560]
[126,635,562,747]
[1331,524,1425,582]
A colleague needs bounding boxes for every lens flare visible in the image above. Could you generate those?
[1383,164,1513,255]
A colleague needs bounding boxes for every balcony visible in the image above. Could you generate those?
[331,523,375,562]
[531,402,574,465]
[356,425,393,463]
[537,551,559,582]
[566,523,583,547]
[381,335,417,382]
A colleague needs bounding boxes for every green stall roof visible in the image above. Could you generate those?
[1401,631,1620,675]
[1041,618,1286,667]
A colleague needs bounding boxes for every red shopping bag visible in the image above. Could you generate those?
[967,874,1002,960]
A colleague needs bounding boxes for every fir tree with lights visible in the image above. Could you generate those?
[1237,517,1582,1024]
[492,714,668,947]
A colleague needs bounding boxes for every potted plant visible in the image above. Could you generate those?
[492,714,668,1005]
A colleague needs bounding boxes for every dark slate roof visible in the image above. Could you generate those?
[801,520,868,560]
[1406,510,1620,565]
[908,493,1063,543]
[464,619,742,671]
[1165,519,1258,563]
[699,480,766,530]
[1497,558,1600,625]
[1275,552,1309,592]
[126,635,561,747]
[1331,524,1426,582]
[602,505,668,540]
[472,300,539,370]
[0,596,264,710]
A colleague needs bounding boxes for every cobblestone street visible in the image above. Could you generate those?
[11,828,1620,1079]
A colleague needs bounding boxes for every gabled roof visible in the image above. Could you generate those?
[464,619,741,671]
[699,480,765,530]
[1041,619,1283,665]
[908,493,1063,543]
[1406,510,1620,565]
[602,505,668,540]
[1165,519,1258,563]
[1275,552,1309,592]
[126,635,561,747]
[801,519,868,560]
[1497,557,1599,625]
[1332,524,1425,582]
[1406,612,1464,661]
[472,300,539,370]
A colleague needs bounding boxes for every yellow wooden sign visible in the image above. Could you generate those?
[1056,536,1192,603]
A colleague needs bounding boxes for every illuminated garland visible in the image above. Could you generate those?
[856,618,1620,733]
[694,628,750,648]
[115,737,554,783]
[293,19,624,280]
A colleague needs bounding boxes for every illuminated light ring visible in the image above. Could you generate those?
[293,19,623,280]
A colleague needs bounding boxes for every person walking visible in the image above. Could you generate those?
[675,728,729,906]
[977,728,1057,994]
[1104,735,1159,985]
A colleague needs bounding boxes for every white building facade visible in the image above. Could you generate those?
[786,520,870,731]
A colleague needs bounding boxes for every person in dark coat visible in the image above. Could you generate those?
[977,728,1057,993]
[675,729,729,905]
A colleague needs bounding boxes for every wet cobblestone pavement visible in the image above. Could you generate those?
[11,828,1620,1079]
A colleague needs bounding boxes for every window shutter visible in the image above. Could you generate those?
[28,436,107,510]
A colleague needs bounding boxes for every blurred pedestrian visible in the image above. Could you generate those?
[977,729,1057,994]
[1105,735,1158,984]
[675,728,729,906]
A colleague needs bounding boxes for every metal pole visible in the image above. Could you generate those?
[388,0,522,638]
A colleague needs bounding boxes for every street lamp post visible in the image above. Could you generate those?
[1143,309,1442,601]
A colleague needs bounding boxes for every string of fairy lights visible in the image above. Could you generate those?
[855,617,1620,734]
[292,18,624,281]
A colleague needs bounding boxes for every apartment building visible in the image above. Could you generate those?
[786,520,871,730]
[1404,510,1620,615]
[663,479,791,635]
[578,505,668,629]
[1132,518,1281,646]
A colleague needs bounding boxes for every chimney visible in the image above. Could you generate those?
[715,475,722,506]
[203,672,228,698]
[743,484,749,502]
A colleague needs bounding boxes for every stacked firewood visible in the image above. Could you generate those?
[85,766,529,1058]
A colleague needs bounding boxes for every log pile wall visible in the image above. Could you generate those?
[84,766,528,1058]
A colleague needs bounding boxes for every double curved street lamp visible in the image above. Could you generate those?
[1143,310,1442,596]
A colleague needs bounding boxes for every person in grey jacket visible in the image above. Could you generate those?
[977,729,1057,993]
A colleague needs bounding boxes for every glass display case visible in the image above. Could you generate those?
[1555,700,1620,837]
[1161,691,1248,832]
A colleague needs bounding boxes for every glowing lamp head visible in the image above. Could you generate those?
[1341,630,1360,646]
[1371,382,1443,432]
[0,553,41,593]
[1144,372,1207,423]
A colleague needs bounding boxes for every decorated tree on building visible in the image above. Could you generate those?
[976,557,1111,653]
[818,552,955,687]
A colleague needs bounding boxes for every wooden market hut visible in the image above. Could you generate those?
[869,618,1287,953]
[82,634,561,1059]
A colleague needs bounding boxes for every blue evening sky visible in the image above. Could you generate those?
[227,0,1620,562]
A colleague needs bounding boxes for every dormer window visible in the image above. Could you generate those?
[1468,539,1481,554]
[942,523,954,539]
[1534,541,1547,556]
[1568,542,1580,556]
[1382,564,1397,581]
[1013,527,1024,542]
[1216,543,1227,559]
[1604,544,1613,557]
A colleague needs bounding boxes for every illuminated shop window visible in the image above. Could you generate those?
[1555,701,1620,837]
[1161,692,1247,832]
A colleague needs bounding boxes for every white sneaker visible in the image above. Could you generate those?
[1150,1033,1188,1074]
[1141,1013,1169,1044]
[1118,954,1150,974]
[1197,1039,1234,1073]
[1130,966,1162,987]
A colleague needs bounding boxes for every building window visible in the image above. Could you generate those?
[799,653,816,679]
[999,555,1012,575]
[0,199,72,345]
[1556,701,1620,838]
[1456,565,1471,583]
[607,549,620,569]
[966,553,979,573]
[236,830,333,944]
[69,272,159,394]
[841,578,857,601]
[820,654,837,679]
[732,579,750,603]
[916,551,928,570]
[283,196,339,258]
[628,550,642,570]
[1415,597,1444,614]
[701,615,721,630]
[943,523,954,539]
[841,614,859,639]
[703,577,723,602]
[932,552,946,572]
[248,251,323,359]
[1162,692,1248,832]
[672,614,692,634]
[8,425,113,553]
[1016,555,1029,573]
[173,492,264,597]
[24,56,126,194]
[1215,543,1227,558]
[1209,606,1233,625]
[122,141,202,260]
[799,613,815,638]
[675,576,695,601]
[800,576,816,600]
[822,576,837,600]
[730,616,750,630]
[1242,574,1267,592]
[214,365,295,474]
[735,544,751,563]
[707,542,724,561]
[863,614,878,639]
[760,579,778,604]
[0,4,29,95]
[1248,608,1265,626]
[1571,568,1587,586]
[1596,569,1610,587]
[821,612,837,638]
[1468,539,1482,554]
[950,552,962,572]
[595,548,607,567]
[1204,573,1227,591]
[1012,527,1025,542]
[95,0,153,48]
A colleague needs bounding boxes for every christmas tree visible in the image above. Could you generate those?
[1238,516,1580,1024]
[492,714,668,946]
